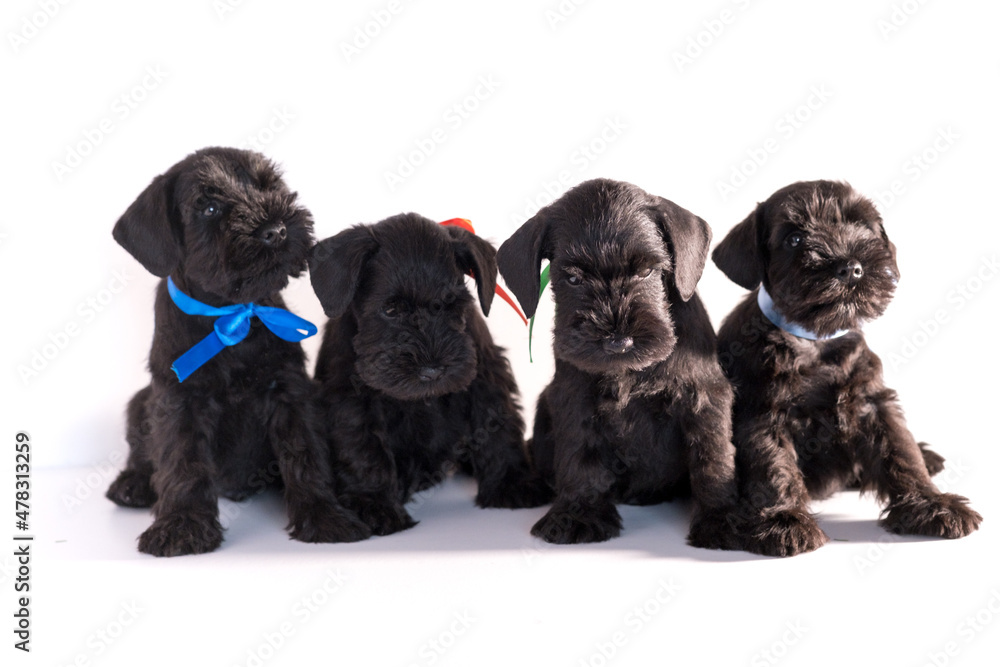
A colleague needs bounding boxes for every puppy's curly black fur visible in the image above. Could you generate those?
[498,179,742,548]
[308,213,551,537]
[713,180,981,557]
[107,147,370,556]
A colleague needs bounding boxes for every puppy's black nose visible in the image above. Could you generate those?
[836,260,864,283]
[255,221,287,246]
[603,336,634,355]
[418,366,444,382]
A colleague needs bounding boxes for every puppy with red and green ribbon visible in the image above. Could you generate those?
[308,212,550,536]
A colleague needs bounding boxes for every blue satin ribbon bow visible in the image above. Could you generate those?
[166,276,317,382]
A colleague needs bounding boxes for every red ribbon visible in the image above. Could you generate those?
[439,218,528,325]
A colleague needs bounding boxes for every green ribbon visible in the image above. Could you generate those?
[528,263,550,363]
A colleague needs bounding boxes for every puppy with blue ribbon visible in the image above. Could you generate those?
[106,147,370,556]
[165,276,316,382]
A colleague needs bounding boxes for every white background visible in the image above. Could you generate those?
[2,0,999,665]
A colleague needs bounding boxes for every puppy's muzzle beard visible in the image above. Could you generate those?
[359,357,476,401]
[557,313,677,375]
[355,330,479,402]
[226,253,299,301]
[596,334,675,373]
[775,258,898,334]
[222,220,307,300]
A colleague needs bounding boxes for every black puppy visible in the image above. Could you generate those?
[497,179,741,547]
[107,147,369,556]
[308,213,550,536]
[713,180,982,557]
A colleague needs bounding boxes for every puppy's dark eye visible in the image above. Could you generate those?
[638,267,655,279]
[382,305,399,319]
[201,202,221,218]
[785,232,804,249]
[566,275,582,286]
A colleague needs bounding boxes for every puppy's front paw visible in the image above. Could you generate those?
[347,496,417,536]
[881,493,982,538]
[745,508,828,557]
[531,503,622,544]
[918,442,946,477]
[106,469,156,508]
[287,501,371,544]
[476,474,554,509]
[138,511,223,557]
[687,507,742,551]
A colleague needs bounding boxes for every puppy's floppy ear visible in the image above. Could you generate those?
[496,210,551,319]
[445,226,497,316]
[648,196,712,302]
[711,205,766,291]
[112,173,182,277]
[308,226,378,318]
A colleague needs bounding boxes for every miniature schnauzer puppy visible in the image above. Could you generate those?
[308,213,551,536]
[107,147,370,556]
[497,179,742,547]
[713,180,982,557]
